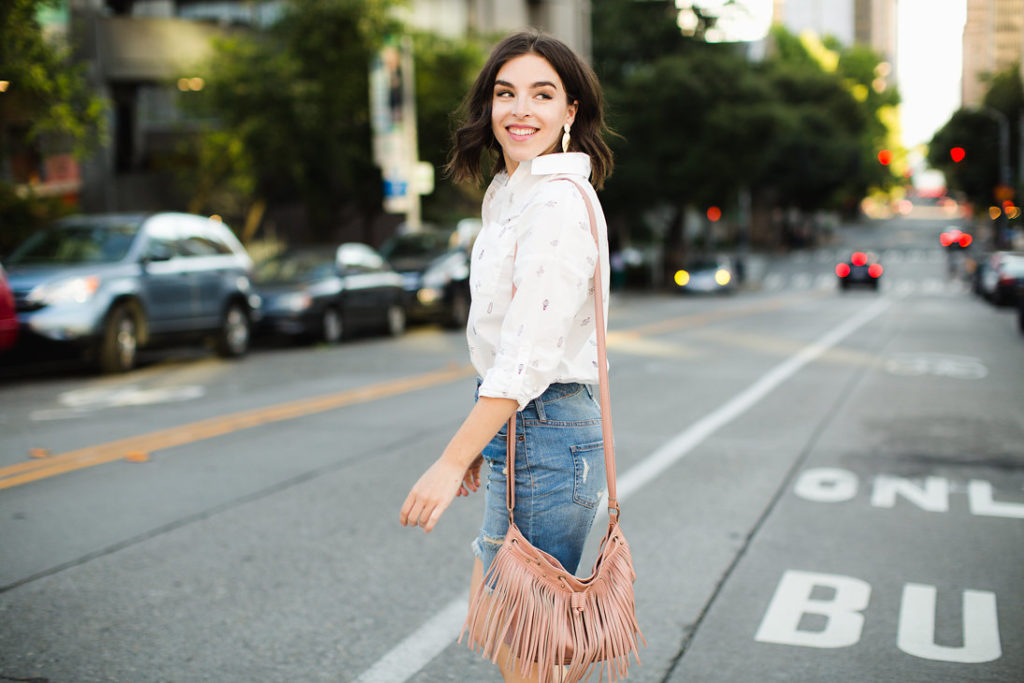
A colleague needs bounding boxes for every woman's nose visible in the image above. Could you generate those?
[513,96,531,118]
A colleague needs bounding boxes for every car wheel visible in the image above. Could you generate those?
[445,289,470,329]
[99,304,139,373]
[322,307,343,344]
[871,279,880,291]
[215,301,250,358]
[386,303,406,337]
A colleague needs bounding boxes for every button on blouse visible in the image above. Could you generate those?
[467,153,610,410]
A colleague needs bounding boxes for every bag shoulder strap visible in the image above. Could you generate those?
[505,177,620,524]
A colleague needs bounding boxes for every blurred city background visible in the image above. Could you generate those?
[1,1,1023,682]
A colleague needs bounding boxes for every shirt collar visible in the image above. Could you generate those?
[530,152,591,178]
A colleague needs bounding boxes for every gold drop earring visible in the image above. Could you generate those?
[562,123,571,153]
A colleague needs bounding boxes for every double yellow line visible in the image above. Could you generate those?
[0,363,475,491]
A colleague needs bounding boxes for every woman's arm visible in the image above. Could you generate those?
[400,395,518,533]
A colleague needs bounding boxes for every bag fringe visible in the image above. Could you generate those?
[460,524,645,683]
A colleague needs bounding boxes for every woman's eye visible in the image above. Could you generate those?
[495,90,513,98]
[535,92,553,100]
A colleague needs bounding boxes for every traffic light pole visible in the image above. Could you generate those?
[980,107,1012,249]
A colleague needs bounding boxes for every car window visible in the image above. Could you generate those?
[380,232,452,260]
[180,234,231,257]
[338,244,386,273]
[255,250,335,282]
[6,221,141,265]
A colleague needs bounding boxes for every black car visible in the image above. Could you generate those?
[253,243,406,343]
[836,251,883,291]
[380,229,471,328]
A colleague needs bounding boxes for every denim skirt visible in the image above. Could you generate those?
[472,381,606,576]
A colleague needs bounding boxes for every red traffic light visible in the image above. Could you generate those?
[877,149,893,165]
[706,206,722,222]
[950,147,966,163]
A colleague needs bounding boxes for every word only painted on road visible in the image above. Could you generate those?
[793,467,1024,519]
[755,570,1002,664]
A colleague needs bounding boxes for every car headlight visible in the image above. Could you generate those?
[27,275,101,306]
[277,292,313,312]
[715,269,731,286]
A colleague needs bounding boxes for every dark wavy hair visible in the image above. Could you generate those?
[446,30,614,189]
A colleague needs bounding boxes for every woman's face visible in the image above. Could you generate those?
[490,53,577,174]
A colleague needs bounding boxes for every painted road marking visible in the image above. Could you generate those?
[1,292,820,490]
[353,298,891,683]
[0,364,476,491]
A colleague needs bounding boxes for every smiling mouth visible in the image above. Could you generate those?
[507,126,538,139]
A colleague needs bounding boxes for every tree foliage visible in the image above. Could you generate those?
[0,0,107,252]
[181,0,402,240]
[593,0,898,274]
[929,63,1023,209]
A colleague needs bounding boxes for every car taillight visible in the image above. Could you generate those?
[868,263,883,278]
[940,232,954,247]
[958,234,973,247]
[851,252,868,266]
[835,263,851,277]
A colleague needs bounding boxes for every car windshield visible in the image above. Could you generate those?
[255,250,336,282]
[685,261,723,272]
[7,220,141,265]
[380,232,452,260]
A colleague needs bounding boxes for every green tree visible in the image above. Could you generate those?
[181,0,402,243]
[929,63,1023,210]
[593,2,898,280]
[0,0,106,253]
[411,31,487,226]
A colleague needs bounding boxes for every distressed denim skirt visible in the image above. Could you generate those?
[472,381,606,576]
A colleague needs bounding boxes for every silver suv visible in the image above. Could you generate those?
[4,212,259,372]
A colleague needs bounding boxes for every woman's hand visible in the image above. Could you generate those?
[400,455,473,533]
[400,395,516,533]
[458,455,484,497]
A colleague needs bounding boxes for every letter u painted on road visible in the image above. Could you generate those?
[898,583,1001,663]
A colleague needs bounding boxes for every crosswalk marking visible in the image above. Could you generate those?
[758,275,969,297]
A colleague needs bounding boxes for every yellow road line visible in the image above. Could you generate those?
[1,363,475,491]
[1,291,822,491]
[614,290,826,338]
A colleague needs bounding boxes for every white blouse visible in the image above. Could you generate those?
[467,152,610,410]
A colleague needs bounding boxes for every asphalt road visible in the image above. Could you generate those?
[0,209,1021,682]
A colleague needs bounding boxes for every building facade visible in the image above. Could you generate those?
[52,0,589,214]
[772,0,896,62]
[961,0,1024,107]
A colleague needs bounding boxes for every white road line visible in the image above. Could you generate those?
[353,297,891,683]
[353,598,469,683]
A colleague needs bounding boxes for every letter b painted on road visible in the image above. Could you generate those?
[755,570,870,648]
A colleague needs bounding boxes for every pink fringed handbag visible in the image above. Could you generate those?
[461,179,644,682]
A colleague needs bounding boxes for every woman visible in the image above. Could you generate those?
[399,30,614,681]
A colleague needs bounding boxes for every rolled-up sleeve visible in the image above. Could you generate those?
[478,181,598,409]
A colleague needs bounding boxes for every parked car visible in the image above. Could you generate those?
[0,263,17,351]
[836,251,883,291]
[673,257,735,294]
[977,251,1024,302]
[380,228,471,328]
[987,253,1024,307]
[4,212,258,372]
[253,243,406,343]
[1018,281,1024,335]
